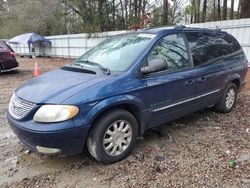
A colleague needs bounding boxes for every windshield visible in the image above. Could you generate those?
[75,33,156,72]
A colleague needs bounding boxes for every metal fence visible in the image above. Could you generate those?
[9,31,129,58]
[7,18,250,62]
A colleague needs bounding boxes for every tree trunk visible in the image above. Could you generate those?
[129,0,132,23]
[124,0,128,27]
[197,0,200,23]
[193,0,197,23]
[237,0,241,18]
[134,0,138,19]
[138,0,142,19]
[104,1,111,30]
[112,0,115,29]
[98,0,104,31]
[213,0,216,21]
[64,6,68,34]
[230,0,234,19]
[162,0,168,25]
[142,0,146,19]
[120,0,125,29]
[217,0,221,20]
[202,0,207,22]
[222,0,227,20]
[240,0,250,18]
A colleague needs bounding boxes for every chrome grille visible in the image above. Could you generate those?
[9,94,35,119]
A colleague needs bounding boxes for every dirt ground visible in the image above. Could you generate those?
[0,57,249,188]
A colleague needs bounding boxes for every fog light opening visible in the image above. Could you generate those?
[36,146,61,154]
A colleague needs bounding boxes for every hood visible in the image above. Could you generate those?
[16,68,110,104]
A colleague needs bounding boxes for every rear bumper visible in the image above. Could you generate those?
[0,60,18,70]
[7,113,89,155]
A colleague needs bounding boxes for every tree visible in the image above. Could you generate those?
[237,0,241,18]
[151,5,162,27]
[0,0,65,38]
[222,0,227,20]
[202,0,207,22]
[196,0,200,23]
[230,0,234,19]
[213,0,216,20]
[3,0,250,39]
[240,0,250,18]
[190,0,195,23]
[162,0,169,25]
[217,0,221,20]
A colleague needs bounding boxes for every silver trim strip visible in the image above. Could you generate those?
[152,89,221,112]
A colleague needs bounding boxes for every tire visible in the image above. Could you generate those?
[215,83,237,113]
[87,108,138,163]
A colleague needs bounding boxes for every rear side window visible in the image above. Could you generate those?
[185,32,228,66]
[186,32,244,67]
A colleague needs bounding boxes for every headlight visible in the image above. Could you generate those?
[33,105,79,123]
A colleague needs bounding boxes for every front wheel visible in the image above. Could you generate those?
[215,83,237,113]
[87,109,138,163]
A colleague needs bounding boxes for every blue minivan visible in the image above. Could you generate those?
[7,26,248,163]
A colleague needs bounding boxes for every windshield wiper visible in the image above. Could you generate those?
[75,60,110,75]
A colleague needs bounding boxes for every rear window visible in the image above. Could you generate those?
[185,32,242,67]
[0,45,5,50]
[0,41,14,52]
[0,42,7,50]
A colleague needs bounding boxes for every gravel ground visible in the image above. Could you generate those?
[0,57,249,188]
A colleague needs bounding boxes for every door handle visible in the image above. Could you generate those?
[198,77,206,82]
[185,80,195,86]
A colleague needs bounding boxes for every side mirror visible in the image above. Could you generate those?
[141,58,168,74]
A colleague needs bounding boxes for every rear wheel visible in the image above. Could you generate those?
[87,109,138,163]
[215,83,237,113]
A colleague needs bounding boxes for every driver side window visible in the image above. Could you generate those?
[147,34,190,73]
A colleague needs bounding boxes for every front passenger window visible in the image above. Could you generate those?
[147,34,190,73]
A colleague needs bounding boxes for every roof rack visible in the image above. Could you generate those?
[175,25,186,29]
[215,25,221,31]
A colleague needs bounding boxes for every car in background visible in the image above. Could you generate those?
[0,40,18,72]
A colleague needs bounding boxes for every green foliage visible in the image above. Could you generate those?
[0,0,66,38]
[1,0,247,39]
[151,6,162,27]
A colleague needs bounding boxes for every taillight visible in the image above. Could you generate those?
[9,51,15,57]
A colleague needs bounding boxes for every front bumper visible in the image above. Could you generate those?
[7,112,90,155]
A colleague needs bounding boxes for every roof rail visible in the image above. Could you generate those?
[175,25,186,29]
[215,25,221,31]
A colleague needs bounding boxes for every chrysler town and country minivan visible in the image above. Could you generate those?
[7,26,248,163]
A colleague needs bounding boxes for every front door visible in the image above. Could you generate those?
[142,33,198,127]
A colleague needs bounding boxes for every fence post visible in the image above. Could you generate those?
[67,35,70,58]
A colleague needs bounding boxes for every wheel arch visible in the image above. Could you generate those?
[87,96,148,136]
[228,74,241,90]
